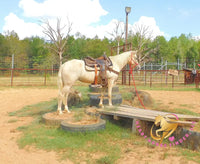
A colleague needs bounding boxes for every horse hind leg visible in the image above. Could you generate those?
[57,85,71,114]
[62,86,71,113]
[57,90,64,114]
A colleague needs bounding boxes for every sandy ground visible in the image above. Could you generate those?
[0,88,72,164]
[146,90,200,114]
[0,88,199,164]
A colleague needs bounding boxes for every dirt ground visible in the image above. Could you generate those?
[0,88,199,164]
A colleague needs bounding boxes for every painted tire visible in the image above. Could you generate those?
[61,118,106,132]
[89,94,122,107]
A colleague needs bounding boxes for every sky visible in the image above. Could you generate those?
[0,0,200,40]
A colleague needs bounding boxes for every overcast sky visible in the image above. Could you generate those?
[1,0,200,40]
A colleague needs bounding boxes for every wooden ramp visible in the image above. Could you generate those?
[98,105,200,129]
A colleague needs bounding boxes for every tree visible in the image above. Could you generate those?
[3,31,21,68]
[129,24,154,65]
[151,36,168,63]
[108,20,124,54]
[41,18,72,66]
[25,37,49,69]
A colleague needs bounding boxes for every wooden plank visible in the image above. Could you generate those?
[99,107,195,127]
[119,105,200,121]
[100,110,193,126]
[100,110,155,122]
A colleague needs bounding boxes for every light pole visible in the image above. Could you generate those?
[125,7,131,50]
[122,7,131,85]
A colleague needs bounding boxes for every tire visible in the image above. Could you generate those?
[61,118,106,132]
[42,112,67,126]
[89,94,122,107]
[89,85,119,93]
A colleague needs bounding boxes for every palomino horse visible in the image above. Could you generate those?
[57,51,138,114]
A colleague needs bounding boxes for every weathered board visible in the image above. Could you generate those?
[98,105,200,127]
[168,69,179,76]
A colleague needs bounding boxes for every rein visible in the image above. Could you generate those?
[129,54,146,109]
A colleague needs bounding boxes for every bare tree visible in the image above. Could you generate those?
[41,17,72,66]
[108,20,124,54]
[132,24,155,65]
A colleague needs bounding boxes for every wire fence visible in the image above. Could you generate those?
[0,68,58,86]
[0,54,199,87]
[0,67,199,89]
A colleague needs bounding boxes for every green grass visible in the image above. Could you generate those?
[15,106,136,163]
[173,108,200,116]
[9,99,57,118]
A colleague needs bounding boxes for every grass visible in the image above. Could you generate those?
[15,105,137,163]
[8,119,18,123]
[177,148,200,163]
[8,85,200,163]
[173,108,200,116]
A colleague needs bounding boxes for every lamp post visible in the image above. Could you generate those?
[122,7,131,85]
[125,7,131,50]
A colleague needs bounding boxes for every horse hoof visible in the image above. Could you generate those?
[63,110,71,113]
[99,104,104,108]
[58,111,63,115]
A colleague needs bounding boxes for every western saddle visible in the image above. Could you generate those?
[84,54,118,87]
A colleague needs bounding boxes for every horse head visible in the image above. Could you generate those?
[154,115,163,126]
[129,51,140,70]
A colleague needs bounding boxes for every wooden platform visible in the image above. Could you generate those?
[98,105,200,132]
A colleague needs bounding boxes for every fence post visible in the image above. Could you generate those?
[129,68,130,86]
[195,73,199,88]
[165,60,168,85]
[10,54,14,87]
[150,71,152,88]
[172,75,174,88]
[44,69,47,86]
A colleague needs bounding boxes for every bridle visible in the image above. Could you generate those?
[129,52,138,74]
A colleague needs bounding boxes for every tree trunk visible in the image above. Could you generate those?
[117,41,120,55]
[59,52,62,66]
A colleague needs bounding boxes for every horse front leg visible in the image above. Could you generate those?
[99,87,105,108]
